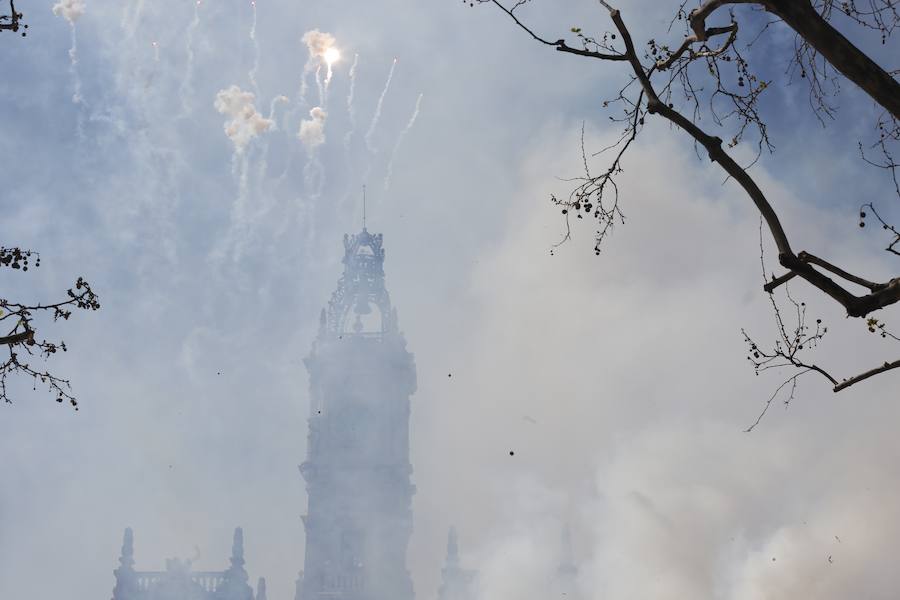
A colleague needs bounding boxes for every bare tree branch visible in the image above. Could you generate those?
[475,0,900,395]
[833,358,900,391]
[0,246,100,409]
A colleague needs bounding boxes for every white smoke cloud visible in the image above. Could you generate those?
[213,86,273,153]
[52,0,86,23]
[298,107,327,152]
[302,29,337,61]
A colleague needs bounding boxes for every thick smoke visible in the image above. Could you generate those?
[213,86,274,153]
[298,107,327,152]
[52,0,86,23]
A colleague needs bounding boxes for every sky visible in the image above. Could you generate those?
[0,1,899,599]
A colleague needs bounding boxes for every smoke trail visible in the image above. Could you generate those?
[235,153,249,205]
[295,74,310,119]
[384,93,423,191]
[343,53,360,152]
[298,107,327,198]
[365,58,397,154]
[210,151,252,263]
[52,2,85,100]
[315,65,325,107]
[53,3,87,134]
[68,25,83,106]
[323,50,339,99]
[70,25,86,138]
[237,153,251,237]
[119,0,145,39]
[120,0,144,36]
[267,95,289,122]
[180,0,202,115]
[303,157,325,200]
[347,53,359,118]
[248,1,261,98]
[256,95,289,183]
[324,62,334,93]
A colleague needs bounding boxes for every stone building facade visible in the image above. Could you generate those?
[110,527,266,600]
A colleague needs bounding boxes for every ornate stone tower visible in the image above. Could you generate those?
[296,228,417,600]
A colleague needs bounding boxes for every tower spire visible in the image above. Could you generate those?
[559,525,575,573]
[552,525,579,600]
[219,527,253,599]
[362,184,367,230]
[111,528,138,600]
[438,527,478,600]
[257,577,268,600]
[120,527,135,569]
[231,527,245,569]
[446,526,460,568]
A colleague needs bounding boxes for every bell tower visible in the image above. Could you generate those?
[296,228,417,600]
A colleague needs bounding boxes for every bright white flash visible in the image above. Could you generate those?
[324,47,341,66]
